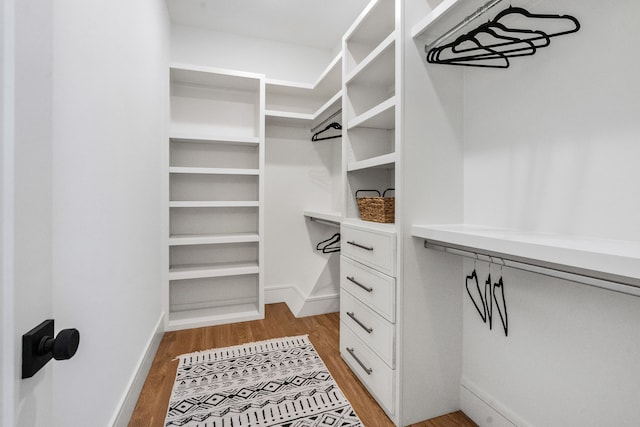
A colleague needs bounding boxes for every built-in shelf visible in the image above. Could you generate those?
[169,201,259,208]
[169,261,259,281]
[169,132,260,146]
[348,152,396,172]
[265,110,314,127]
[303,210,342,225]
[348,96,395,130]
[169,233,260,246]
[411,224,640,288]
[345,31,396,85]
[169,167,259,175]
[167,303,261,330]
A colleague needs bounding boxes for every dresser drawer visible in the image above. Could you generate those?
[340,256,395,322]
[340,322,395,415]
[341,290,395,368]
[341,223,396,276]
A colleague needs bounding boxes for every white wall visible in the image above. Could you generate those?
[265,125,342,311]
[461,0,640,425]
[51,0,169,425]
[171,25,334,83]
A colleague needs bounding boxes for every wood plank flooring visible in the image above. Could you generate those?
[129,303,477,427]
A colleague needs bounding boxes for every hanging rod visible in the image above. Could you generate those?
[423,240,640,298]
[310,109,342,134]
[307,217,341,228]
[425,0,506,52]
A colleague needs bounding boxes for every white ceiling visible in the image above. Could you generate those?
[166,0,371,50]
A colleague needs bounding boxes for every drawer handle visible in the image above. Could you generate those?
[346,311,373,334]
[346,347,373,375]
[347,241,374,251]
[346,276,373,293]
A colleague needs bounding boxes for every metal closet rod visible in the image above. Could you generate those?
[310,109,342,134]
[425,0,506,52]
[307,217,340,228]
[423,240,640,298]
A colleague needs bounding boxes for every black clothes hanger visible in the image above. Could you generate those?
[427,6,580,68]
[466,266,487,322]
[311,122,342,142]
[485,272,493,330]
[493,276,508,337]
[316,232,340,253]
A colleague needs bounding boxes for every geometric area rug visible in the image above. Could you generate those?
[164,335,364,426]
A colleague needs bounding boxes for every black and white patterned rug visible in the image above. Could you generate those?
[165,335,363,427]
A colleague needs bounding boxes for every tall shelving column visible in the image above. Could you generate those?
[166,64,265,331]
[339,0,402,424]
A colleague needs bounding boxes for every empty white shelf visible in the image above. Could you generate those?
[169,233,260,246]
[348,96,395,130]
[348,152,396,172]
[169,262,259,281]
[169,132,260,145]
[412,224,640,288]
[169,201,259,208]
[169,167,259,175]
[345,31,396,86]
[167,303,261,330]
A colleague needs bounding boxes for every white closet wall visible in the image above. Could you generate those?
[408,0,640,426]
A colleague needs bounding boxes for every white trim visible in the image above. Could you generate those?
[110,312,165,427]
[460,377,532,427]
[264,285,339,318]
[1,0,16,424]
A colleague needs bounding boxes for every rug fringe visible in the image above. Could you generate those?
[174,334,311,365]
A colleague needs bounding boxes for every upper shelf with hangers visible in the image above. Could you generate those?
[412,0,580,69]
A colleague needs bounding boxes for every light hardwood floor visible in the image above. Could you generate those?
[129,303,477,427]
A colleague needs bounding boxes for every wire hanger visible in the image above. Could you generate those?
[466,255,487,322]
[311,122,342,142]
[316,232,340,253]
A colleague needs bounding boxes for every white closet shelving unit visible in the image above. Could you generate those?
[167,64,265,330]
[339,0,402,423]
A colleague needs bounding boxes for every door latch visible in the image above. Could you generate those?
[22,319,80,379]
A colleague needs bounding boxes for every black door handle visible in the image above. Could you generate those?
[22,319,80,378]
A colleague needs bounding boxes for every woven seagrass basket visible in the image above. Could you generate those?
[356,189,395,223]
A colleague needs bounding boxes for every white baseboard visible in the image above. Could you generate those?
[110,312,165,427]
[460,377,531,427]
[265,285,339,318]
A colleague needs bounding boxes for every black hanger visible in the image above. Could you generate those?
[493,6,580,39]
[428,37,511,68]
[451,21,550,57]
[316,232,340,253]
[485,272,493,330]
[493,276,508,337]
[311,122,342,142]
[466,267,487,322]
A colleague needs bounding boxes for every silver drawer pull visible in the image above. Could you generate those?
[346,347,373,375]
[346,311,373,333]
[346,276,373,293]
[347,240,374,251]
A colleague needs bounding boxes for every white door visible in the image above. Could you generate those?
[2,0,57,425]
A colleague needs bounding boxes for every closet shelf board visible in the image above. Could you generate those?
[344,0,395,46]
[348,96,396,130]
[314,91,342,121]
[303,210,342,224]
[169,132,260,146]
[169,262,259,281]
[169,201,259,208]
[411,224,640,285]
[345,31,396,86]
[265,110,314,127]
[167,304,261,330]
[169,167,259,176]
[169,233,260,246]
[170,63,262,91]
[348,152,396,172]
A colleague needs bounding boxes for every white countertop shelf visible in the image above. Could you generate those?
[303,210,342,225]
[411,224,640,287]
[169,233,260,246]
[343,218,397,234]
